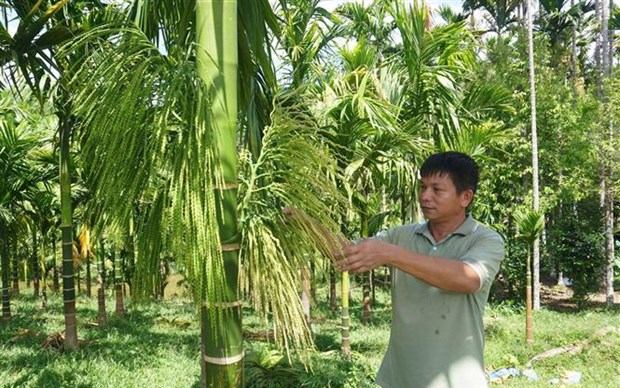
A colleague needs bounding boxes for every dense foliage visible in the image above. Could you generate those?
[1,0,619,386]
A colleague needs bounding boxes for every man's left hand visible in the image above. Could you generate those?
[335,239,391,273]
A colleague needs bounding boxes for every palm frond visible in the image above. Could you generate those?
[515,209,544,244]
[62,23,227,320]
[239,93,344,353]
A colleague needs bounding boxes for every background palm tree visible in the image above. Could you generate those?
[0,0,116,350]
[0,88,54,319]
[515,209,544,343]
[526,0,543,311]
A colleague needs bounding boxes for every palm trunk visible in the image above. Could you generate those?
[604,184,614,306]
[125,221,135,297]
[86,252,92,298]
[1,239,11,320]
[52,238,59,293]
[329,268,337,311]
[97,239,107,326]
[361,211,371,324]
[608,0,614,70]
[570,0,578,106]
[32,228,40,297]
[11,244,19,294]
[526,0,541,311]
[341,271,351,359]
[41,236,48,309]
[76,263,81,295]
[113,247,124,315]
[301,266,312,331]
[371,270,376,304]
[526,250,533,343]
[603,0,615,309]
[197,1,243,386]
[310,261,316,301]
[60,111,78,350]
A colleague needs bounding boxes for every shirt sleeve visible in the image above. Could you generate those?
[461,231,505,292]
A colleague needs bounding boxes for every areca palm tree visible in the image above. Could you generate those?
[525,0,543,311]
[1,0,115,350]
[276,0,340,90]
[463,0,522,37]
[63,1,344,385]
[320,37,430,338]
[390,1,477,149]
[536,0,594,65]
[515,209,544,343]
[0,89,54,318]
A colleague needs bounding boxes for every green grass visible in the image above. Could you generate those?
[1,285,619,387]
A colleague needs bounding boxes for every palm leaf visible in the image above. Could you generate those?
[62,23,228,320]
[239,92,345,353]
[515,209,544,244]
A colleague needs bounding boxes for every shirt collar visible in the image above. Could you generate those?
[415,214,477,241]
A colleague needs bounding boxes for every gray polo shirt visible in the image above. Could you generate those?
[375,215,504,388]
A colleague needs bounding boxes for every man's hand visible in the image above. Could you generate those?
[281,206,349,258]
[335,239,392,273]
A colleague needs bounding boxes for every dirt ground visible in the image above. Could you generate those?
[541,283,620,311]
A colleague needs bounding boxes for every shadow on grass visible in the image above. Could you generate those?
[1,294,201,386]
[544,298,620,314]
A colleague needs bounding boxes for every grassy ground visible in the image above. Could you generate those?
[1,283,619,387]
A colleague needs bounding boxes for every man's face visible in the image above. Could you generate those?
[419,173,473,223]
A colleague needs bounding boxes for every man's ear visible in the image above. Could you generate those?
[461,189,474,208]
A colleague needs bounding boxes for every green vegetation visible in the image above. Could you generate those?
[1,288,619,387]
[1,0,620,386]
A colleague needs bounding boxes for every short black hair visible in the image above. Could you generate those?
[420,151,479,193]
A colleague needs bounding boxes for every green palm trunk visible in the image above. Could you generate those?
[59,112,78,350]
[1,238,10,319]
[360,208,371,324]
[97,239,107,326]
[197,1,242,386]
[113,247,124,315]
[32,228,40,297]
[341,270,351,358]
[11,245,19,294]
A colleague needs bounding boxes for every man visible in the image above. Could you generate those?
[337,151,504,388]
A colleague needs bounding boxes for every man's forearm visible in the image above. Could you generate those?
[341,240,480,294]
[386,244,480,293]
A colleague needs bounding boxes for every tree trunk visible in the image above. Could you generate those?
[301,267,312,332]
[97,239,107,326]
[125,221,135,297]
[526,0,541,311]
[362,271,371,324]
[371,269,376,304]
[197,1,243,386]
[608,0,614,70]
[595,0,603,95]
[11,243,19,294]
[329,268,337,312]
[41,239,48,309]
[32,228,40,297]
[60,110,78,350]
[76,263,81,295]
[570,0,578,106]
[603,0,615,309]
[86,252,91,298]
[114,247,124,315]
[1,239,11,320]
[604,184,615,306]
[361,208,371,324]
[52,238,59,293]
[310,261,316,301]
[526,250,533,344]
[341,271,351,358]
